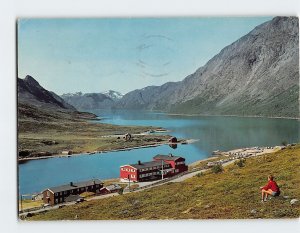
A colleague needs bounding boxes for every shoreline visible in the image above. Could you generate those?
[18,139,190,162]
[166,113,300,120]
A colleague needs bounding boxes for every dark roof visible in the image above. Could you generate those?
[65,194,82,202]
[129,160,169,169]
[153,154,183,161]
[46,179,103,193]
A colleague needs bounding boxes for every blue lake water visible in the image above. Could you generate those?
[19,110,300,195]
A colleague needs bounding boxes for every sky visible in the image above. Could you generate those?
[18,17,273,95]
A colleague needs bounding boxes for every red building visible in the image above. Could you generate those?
[120,154,188,182]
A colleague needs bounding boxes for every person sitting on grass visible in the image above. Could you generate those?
[260,175,280,202]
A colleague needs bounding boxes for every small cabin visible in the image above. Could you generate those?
[99,184,122,195]
[169,137,177,143]
[62,150,72,155]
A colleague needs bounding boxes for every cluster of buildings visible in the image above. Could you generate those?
[207,146,277,167]
[42,153,188,206]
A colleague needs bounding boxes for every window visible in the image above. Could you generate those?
[60,192,62,195]
[47,191,50,197]
[131,174,135,178]
[64,191,67,195]
[60,198,63,202]
[55,199,58,204]
[55,193,58,196]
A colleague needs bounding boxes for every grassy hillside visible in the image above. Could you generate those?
[28,145,300,220]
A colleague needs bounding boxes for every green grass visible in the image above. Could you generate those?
[27,145,300,220]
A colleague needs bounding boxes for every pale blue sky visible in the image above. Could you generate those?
[18,17,273,95]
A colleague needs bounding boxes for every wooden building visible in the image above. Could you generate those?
[120,154,188,182]
[99,184,122,195]
[42,179,103,205]
[168,137,178,143]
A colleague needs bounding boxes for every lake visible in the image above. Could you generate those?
[19,110,300,195]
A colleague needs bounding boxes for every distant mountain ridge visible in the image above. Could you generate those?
[102,90,123,100]
[116,16,299,118]
[61,90,123,110]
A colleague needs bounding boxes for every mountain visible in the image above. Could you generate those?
[61,90,123,110]
[18,75,97,121]
[18,75,76,111]
[117,16,299,118]
[102,90,123,100]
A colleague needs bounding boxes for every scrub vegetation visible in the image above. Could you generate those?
[18,103,170,159]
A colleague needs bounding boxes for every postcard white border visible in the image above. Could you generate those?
[0,0,299,232]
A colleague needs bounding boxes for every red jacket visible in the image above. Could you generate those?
[262,180,279,192]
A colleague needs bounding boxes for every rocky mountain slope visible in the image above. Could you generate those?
[18,75,76,112]
[116,16,299,118]
[18,75,97,121]
[61,90,123,110]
